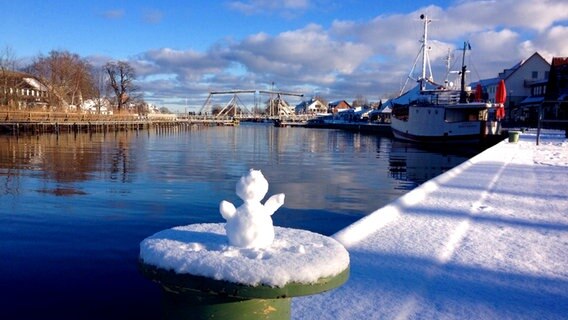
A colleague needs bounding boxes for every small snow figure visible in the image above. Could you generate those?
[220,169,285,249]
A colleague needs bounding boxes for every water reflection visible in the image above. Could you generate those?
[0,133,139,195]
[0,126,479,216]
[388,140,480,188]
[0,125,485,319]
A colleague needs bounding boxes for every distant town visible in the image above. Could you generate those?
[1,49,567,130]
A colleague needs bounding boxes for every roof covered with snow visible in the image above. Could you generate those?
[23,77,48,91]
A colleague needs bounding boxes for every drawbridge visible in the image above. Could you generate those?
[198,90,304,119]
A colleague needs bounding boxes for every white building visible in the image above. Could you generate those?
[471,52,550,120]
[80,98,113,115]
[295,98,328,114]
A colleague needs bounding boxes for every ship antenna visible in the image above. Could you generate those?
[444,48,451,87]
[459,41,471,103]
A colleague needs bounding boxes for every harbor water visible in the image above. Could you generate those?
[0,123,483,319]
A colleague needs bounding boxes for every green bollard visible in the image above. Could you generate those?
[139,261,349,320]
[139,217,349,320]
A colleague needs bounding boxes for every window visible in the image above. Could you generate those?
[532,71,538,79]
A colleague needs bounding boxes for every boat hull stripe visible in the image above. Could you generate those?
[391,127,481,143]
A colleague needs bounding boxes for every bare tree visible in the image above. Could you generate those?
[27,50,95,111]
[0,46,21,108]
[104,61,137,113]
[159,106,172,114]
[381,91,400,100]
[0,46,18,71]
[352,94,368,108]
[90,65,109,114]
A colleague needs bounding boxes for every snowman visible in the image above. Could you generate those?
[220,169,285,249]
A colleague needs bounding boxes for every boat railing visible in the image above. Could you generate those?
[418,90,461,106]
[433,91,461,105]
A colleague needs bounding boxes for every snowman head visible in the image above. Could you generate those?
[236,169,269,202]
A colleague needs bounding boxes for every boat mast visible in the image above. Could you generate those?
[399,14,434,95]
[459,41,469,103]
[419,14,432,91]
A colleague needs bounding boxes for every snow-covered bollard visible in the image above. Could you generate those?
[139,170,350,319]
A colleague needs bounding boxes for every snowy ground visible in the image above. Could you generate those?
[294,130,568,319]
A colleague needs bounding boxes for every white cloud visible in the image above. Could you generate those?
[525,25,568,61]
[131,0,568,110]
[227,0,310,16]
[469,29,520,61]
[227,24,373,84]
[136,48,229,82]
[142,9,164,24]
[102,9,124,20]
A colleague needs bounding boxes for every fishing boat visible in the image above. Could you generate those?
[390,14,504,143]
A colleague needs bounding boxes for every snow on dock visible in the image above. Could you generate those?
[294,129,568,319]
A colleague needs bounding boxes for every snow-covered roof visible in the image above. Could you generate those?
[385,84,425,106]
[23,77,48,91]
[470,77,501,88]
[379,105,391,113]
[520,96,544,106]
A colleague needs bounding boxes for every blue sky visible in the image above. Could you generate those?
[2,0,568,111]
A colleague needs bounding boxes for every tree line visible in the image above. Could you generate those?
[0,46,143,113]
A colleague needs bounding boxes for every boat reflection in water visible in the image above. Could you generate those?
[388,140,482,188]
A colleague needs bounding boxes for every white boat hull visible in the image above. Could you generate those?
[391,104,487,143]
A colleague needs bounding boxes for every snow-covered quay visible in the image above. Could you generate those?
[294,130,568,319]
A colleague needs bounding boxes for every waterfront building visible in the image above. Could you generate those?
[543,57,568,123]
[0,70,50,110]
[295,98,328,114]
[328,100,352,114]
[470,52,550,123]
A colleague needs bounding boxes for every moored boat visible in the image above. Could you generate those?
[389,14,504,143]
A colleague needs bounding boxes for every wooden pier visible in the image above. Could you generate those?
[0,111,326,135]
[0,111,239,135]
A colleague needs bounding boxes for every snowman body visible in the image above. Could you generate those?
[225,201,275,248]
[220,169,284,249]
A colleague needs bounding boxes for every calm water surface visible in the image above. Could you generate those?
[0,124,480,319]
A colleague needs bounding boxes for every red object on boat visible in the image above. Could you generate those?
[475,84,483,102]
[496,106,505,119]
[495,79,507,105]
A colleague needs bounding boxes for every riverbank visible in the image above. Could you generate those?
[294,129,568,319]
